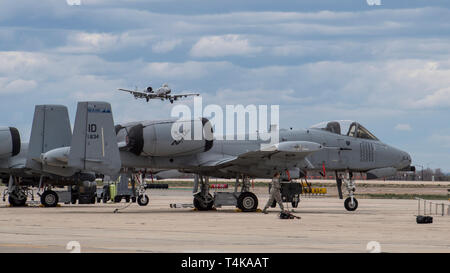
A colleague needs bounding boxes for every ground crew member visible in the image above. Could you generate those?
[262,172,285,214]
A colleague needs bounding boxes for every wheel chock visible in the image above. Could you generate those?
[234,208,262,213]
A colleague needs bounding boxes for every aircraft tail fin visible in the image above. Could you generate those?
[67,101,121,176]
[26,105,72,171]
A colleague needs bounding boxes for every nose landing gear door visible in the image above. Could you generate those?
[337,138,352,168]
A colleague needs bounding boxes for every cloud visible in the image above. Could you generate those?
[190,35,261,57]
[0,78,37,94]
[57,32,119,53]
[152,39,182,53]
[394,123,412,131]
[408,87,450,109]
[56,31,156,54]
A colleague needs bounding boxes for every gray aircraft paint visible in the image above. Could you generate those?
[115,120,412,179]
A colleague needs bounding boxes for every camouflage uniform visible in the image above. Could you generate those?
[263,176,284,213]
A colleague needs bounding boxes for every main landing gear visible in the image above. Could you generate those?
[40,189,59,207]
[3,176,33,207]
[192,175,259,212]
[336,171,358,211]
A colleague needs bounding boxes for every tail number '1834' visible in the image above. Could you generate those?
[87,124,99,139]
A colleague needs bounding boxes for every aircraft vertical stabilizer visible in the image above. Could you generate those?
[68,101,121,176]
[26,105,72,171]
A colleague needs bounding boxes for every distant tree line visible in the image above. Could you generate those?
[305,168,450,182]
[389,168,450,182]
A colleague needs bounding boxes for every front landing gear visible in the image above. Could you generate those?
[338,171,358,211]
[137,194,149,206]
[344,197,358,211]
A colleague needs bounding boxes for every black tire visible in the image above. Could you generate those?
[137,194,149,206]
[8,195,27,207]
[125,196,131,203]
[41,190,59,207]
[237,192,258,212]
[344,197,358,211]
[114,196,122,203]
[131,196,137,203]
[193,193,214,211]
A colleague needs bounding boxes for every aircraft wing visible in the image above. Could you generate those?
[208,141,322,168]
[168,93,200,100]
[117,89,158,99]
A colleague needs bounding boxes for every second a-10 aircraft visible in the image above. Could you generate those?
[1,101,414,212]
[118,83,200,104]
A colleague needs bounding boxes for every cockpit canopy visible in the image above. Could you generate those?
[310,120,379,140]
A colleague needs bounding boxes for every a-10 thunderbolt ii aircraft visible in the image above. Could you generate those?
[118,83,200,104]
[113,116,414,212]
[0,102,121,207]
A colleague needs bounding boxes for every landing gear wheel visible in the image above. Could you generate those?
[193,193,214,211]
[8,195,27,207]
[137,194,149,206]
[344,197,358,211]
[237,192,258,212]
[41,190,59,207]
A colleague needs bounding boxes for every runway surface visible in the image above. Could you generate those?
[0,189,449,253]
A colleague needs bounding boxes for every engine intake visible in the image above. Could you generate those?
[0,127,21,159]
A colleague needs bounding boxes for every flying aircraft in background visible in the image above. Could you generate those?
[118,83,200,104]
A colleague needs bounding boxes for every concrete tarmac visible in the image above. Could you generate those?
[0,189,449,253]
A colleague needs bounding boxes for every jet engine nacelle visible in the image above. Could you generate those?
[124,118,213,157]
[0,127,21,159]
[366,167,397,180]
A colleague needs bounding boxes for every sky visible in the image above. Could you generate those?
[1,0,450,171]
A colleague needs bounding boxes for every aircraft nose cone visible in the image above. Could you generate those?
[398,150,412,169]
